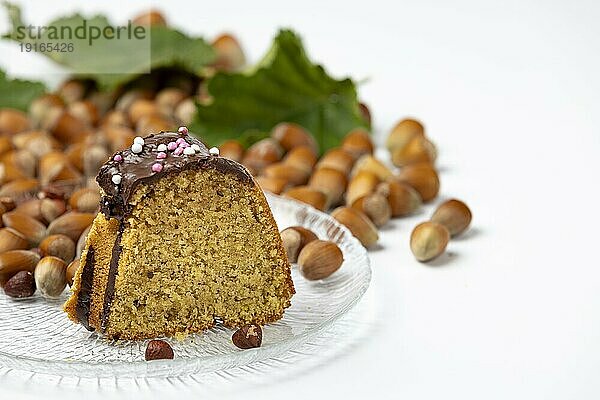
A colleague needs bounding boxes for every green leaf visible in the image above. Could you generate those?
[2,2,215,90]
[190,29,368,153]
[0,69,46,111]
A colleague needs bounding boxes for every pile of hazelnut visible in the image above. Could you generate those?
[221,119,472,264]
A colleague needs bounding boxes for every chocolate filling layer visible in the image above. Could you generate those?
[100,228,124,331]
[75,131,254,331]
[75,246,96,331]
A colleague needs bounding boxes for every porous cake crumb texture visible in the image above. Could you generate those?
[102,169,293,339]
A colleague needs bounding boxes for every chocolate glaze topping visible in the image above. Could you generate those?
[76,130,254,331]
[97,131,252,220]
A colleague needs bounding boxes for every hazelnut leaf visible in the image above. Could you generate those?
[1,2,215,90]
[190,29,369,153]
[0,69,46,111]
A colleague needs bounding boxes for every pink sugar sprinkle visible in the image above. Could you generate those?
[167,141,177,151]
[173,147,184,156]
[157,152,167,159]
[113,154,123,162]
[178,126,188,135]
[151,163,163,173]
[176,137,186,145]
[179,141,190,148]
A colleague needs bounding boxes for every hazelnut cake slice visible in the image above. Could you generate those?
[64,128,294,340]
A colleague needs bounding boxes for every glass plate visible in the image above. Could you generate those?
[0,193,371,378]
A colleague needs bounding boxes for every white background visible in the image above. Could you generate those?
[1,0,600,399]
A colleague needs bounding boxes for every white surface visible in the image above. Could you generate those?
[1,0,600,399]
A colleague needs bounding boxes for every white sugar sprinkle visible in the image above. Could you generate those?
[209,147,220,156]
[112,174,122,185]
[183,147,195,155]
[191,144,201,152]
[131,143,143,154]
[157,143,167,152]
[133,136,145,145]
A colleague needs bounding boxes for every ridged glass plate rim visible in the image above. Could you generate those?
[0,193,371,378]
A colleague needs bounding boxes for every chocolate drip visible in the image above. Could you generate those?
[100,227,124,332]
[75,246,96,331]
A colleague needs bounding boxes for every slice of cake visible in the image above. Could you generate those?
[64,128,294,340]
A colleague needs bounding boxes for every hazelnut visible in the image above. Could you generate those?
[0,108,30,135]
[3,270,36,298]
[352,193,391,227]
[386,118,424,152]
[0,227,29,253]
[280,226,318,263]
[47,212,95,242]
[128,99,160,126]
[156,88,187,116]
[12,131,61,158]
[0,178,39,199]
[351,154,394,182]
[283,146,318,174]
[145,339,174,361]
[376,180,422,217]
[1,149,36,180]
[2,211,47,246]
[341,128,373,159]
[316,148,355,176]
[68,100,99,126]
[83,145,110,179]
[308,167,347,208]
[255,176,289,195]
[397,163,440,202]
[136,115,174,136]
[331,206,379,248]
[34,256,67,298]
[12,198,42,221]
[242,139,283,172]
[232,324,262,349]
[298,240,344,280]
[132,10,167,27]
[212,33,246,71]
[29,94,64,127]
[69,188,100,213]
[410,222,450,262]
[115,89,153,112]
[39,234,76,263]
[283,186,327,211]
[219,140,245,162]
[346,170,379,206]
[271,122,317,154]
[40,198,67,223]
[263,162,310,186]
[42,108,92,144]
[391,136,437,167]
[431,199,472,237]
[100,110,131,128]
[57,79,89,104]
[38,151,82,184]
[0,250,41,287]
[174,98,197,125]
[100,125,136,153]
